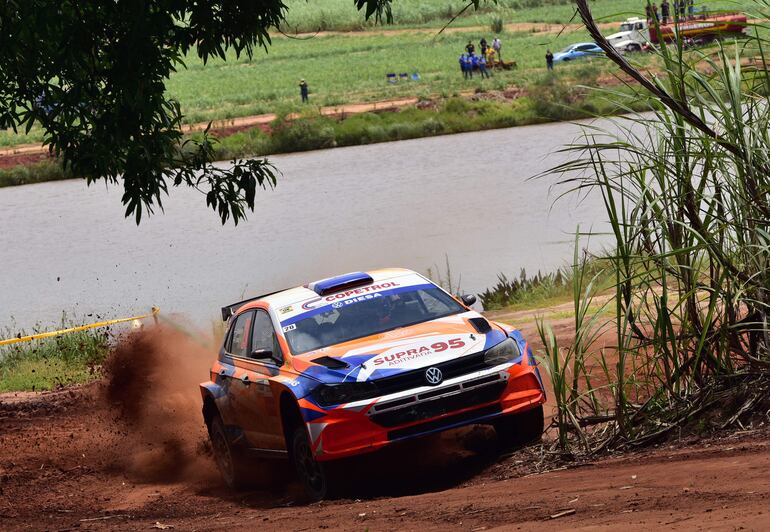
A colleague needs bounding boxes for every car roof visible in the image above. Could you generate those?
[239,267,425,313]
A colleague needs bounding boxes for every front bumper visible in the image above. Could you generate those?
[302,360,545,461]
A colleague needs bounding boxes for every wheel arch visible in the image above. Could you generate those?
[279,391,305,451]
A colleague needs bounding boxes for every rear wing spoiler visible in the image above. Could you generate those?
[220,289,285,322]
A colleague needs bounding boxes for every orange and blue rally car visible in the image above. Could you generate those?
[200,268,546,499]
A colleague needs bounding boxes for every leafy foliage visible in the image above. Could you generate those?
[0,0,404,224]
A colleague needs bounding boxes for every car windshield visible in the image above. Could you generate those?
[620,23,634,31]
[560,45,575,53]
[283,285,465,355]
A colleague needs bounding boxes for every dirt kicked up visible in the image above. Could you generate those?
[2,327,770,531]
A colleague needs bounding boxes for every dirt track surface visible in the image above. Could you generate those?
[3,374,770,530]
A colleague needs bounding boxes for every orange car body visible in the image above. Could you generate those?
[200,268,545,462]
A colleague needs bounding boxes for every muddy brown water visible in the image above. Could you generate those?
[0,119,618,331]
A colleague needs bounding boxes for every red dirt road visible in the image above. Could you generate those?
[1,327,769,531]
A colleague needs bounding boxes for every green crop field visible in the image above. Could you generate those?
[166,27,603,124]
[280,0,739,32]
[0,0,743,148]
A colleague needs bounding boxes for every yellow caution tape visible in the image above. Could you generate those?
[0,306,160,346]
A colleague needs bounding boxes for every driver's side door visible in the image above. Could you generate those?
[230,309,286,451]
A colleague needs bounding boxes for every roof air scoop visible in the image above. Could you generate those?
[308,272,374,296]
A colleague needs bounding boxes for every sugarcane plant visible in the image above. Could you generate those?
[539,0,770,452]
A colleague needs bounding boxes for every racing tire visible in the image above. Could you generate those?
[290,426,334,501]
[626,43,641,53]
[208,414,254,490]
[494,404,544,450]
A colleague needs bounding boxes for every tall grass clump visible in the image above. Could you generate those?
[0,317,111,392]
[537,0,770,452]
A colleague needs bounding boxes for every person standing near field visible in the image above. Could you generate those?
[299,79,309,103]
[546,49,554,71]
[480,37,488,59]
[478,55,490,78]
[661,0,670,24]
[465,40,475,56]
[492,36,502,61]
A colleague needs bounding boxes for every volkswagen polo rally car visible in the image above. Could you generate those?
[200,268,546,499]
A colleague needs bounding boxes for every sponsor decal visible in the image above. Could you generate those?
[298,282,399,312]
[279,305,294,314]
[282,324,297,333]
[372,337,466,367]
[301,297,323,310]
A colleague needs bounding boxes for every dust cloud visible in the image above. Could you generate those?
[101,325,219,483]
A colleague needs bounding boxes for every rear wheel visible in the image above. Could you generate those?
[290,426,333,501]
[627,43,641,52]
[208,415,254,490]
[494,404,544,450]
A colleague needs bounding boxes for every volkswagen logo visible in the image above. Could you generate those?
[424,367,443,386]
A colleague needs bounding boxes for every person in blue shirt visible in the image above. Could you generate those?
[470,53,479,73]
[459,54,468,79]
[478,55,490,78]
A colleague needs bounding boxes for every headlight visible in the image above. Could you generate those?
[311,381,379,407]
[483,338,521,366]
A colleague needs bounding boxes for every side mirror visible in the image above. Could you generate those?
[250,348,273,360]
[460,294,477,307]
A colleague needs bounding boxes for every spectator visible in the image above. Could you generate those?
[299,79,309,103]
[465,40,475,55]
[645,3,653,20]
[480,37,488,59]
[492,36,502,60]
[459,54,468,79]
[546,49,554,71]
[661,0,670,24]
[486,46,496,67]
[673,1,679,20]
[653,3,660,22]
[468,54,479,77]
[678,0,686,19]
[687,0,694,18]
[479,55,490,78]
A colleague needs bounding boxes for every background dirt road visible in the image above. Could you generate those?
[2,327,769,531]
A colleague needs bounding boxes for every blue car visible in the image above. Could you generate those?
[552,42,604,63]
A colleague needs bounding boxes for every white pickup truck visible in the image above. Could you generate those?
[606,17,650,52]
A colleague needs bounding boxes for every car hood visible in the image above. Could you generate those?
[607,31,632,41]
[291,310,509,384]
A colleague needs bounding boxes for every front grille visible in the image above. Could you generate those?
[368,351,488,398]
[388,403,502,441]
[369,380,506,427]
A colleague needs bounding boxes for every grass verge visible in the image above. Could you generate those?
[0,323,110,392]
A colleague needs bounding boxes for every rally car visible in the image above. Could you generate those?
[200,268,546,499]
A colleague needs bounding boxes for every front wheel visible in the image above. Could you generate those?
[290,426,333,501]
[494,404,544,450]
[627,43,641,53]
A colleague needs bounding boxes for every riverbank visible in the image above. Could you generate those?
[0,71,646,188]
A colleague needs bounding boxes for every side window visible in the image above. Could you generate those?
[251,310,280,361]
[228,311,254,358]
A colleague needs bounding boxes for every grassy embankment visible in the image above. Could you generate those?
[0,323,110,392]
